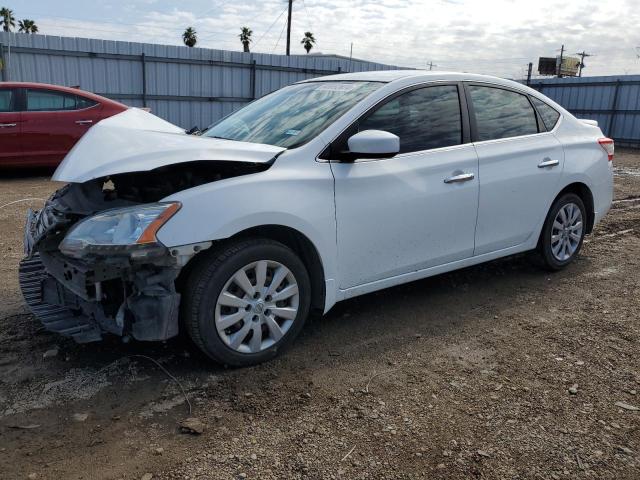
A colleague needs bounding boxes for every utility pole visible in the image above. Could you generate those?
[285,0,293,56]
[526,62,533,86]
[557,44,564,78]
[427,61,437,71]
[349,43,353,61]
[575,51,593,77]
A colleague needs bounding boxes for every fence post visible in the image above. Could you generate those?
[0,43,7,81]
[141,53,147,108]
[251,59,257,99]
[607,80,621,139]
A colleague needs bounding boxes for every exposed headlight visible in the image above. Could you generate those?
[59,202,180,258]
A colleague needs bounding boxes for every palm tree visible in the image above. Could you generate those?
[18,19,38,33]
[182,27,197,48]
[300,32,316,54]
[0,7,16,32]
[239,26,252,53]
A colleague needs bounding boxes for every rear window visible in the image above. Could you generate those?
[469,85,539,141]
[0,89,13,112]
[26,89,98,111]
[531,97,560,130]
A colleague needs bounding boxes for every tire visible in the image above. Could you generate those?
[536,193,587,271]
[182,238,311,366]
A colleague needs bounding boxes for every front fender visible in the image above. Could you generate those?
[156,161,338,299]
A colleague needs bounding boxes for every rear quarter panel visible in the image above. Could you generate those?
[553,119,613,226]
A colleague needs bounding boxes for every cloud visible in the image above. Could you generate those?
[16,0,640,77]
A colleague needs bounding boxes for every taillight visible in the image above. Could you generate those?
[598,138,614,162]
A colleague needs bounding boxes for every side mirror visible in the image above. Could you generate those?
[346,130,399,160]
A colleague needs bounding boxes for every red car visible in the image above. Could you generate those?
[0,82,128,168]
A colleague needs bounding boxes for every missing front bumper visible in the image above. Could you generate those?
[19,253,181,343]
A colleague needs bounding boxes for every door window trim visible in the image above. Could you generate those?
[463,82,551,145]
[319,81,472,162]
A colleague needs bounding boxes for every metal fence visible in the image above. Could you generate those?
[529,75,640,147]
[0,32,402,129]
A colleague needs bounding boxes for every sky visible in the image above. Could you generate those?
[6,0,640,78]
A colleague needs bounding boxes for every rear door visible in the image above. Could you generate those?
[467,84,564,255]
[0,87,22,166]
[21,88,102,166]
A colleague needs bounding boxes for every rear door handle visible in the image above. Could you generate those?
[75,120,93,125]
[538,159,559,168]
[0,123,17,128]
[444,172,475,184]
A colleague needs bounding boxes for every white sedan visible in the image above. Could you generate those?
[21,71,614,366]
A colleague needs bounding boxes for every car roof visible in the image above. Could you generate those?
[300,70,530,92]
[0,81,126,107]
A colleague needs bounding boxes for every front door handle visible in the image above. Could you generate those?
[444,172,475,184]
[0,123,17,128]
[538,159,560,168]
[75,120,93,125]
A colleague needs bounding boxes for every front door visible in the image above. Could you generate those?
[328,84,479,289]
[0,87,22,167]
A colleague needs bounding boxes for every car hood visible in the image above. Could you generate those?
[53,108,286,183]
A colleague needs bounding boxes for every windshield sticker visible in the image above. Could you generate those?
[285,129,301,136]
[316,83,357,92]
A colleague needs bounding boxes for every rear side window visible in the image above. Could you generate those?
[26,89,96,111]
[531,97,560,130]
[0,89,13,112]
[358,85,462,153]
[76,95,99,109]
[469,85,539,141]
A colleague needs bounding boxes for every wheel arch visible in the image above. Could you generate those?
[553,182,595,233]
[177,225,326,315]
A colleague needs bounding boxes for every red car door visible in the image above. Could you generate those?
[21,88,103,167]
[0,87,23,167]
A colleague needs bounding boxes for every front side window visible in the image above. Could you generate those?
[0,89,13,112]
[358,85,462,153]
[531,97,560,130]
[469,85,538,141]
[203,81,381,148]
[26,89,81,111]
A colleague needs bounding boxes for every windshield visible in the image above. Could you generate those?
[203,81,381,148]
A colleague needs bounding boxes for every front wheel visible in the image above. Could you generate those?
[537,193,587,271]
[182,239,311,366]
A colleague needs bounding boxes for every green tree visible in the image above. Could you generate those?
[300,31,316,54]
[18,19,38,33]
[182,27,197,47]
[239,26,252,53]
[0,7,16,32]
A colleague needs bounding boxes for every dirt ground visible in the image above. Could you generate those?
[0,152,638,480]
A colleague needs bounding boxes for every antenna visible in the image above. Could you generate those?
[427,61,437,71]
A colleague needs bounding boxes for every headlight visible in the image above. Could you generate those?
[59,202,180,258]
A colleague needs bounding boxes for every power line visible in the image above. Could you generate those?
[253,5,288,48]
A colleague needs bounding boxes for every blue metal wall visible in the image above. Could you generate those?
[530,75,640,147]
[0,32,403,129]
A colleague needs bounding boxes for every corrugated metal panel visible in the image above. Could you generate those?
[0,32,403,128]
[530,75,640,146]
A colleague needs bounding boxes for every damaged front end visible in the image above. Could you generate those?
[19,159,270,344]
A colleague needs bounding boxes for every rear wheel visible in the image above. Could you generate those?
[182,239,311,366]
[537,193,586,271]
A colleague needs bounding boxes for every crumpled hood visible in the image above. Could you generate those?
[53,108,286,183]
